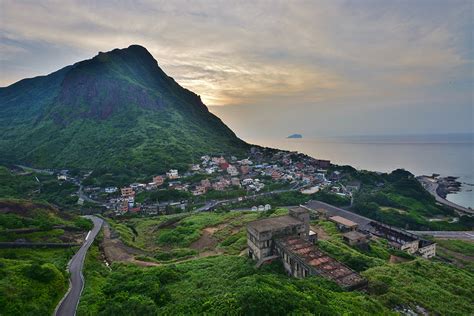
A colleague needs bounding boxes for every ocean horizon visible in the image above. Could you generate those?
[246,133,474,208]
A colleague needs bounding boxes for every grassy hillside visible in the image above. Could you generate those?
[0,248,75,315]
[0,199,92,240]
[0,166,79,208]
[80,209,474,315]
[0,45,249,178]
[339,168,474,230]
[105,209,287,262]
[0,199,92,315]
[78,248,389,315]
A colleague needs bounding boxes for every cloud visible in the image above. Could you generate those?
[0,0,472,135]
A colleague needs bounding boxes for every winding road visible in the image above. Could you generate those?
[55,215,103,316]
[418,176,473,215]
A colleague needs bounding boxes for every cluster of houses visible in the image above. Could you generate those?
[103,149,337,215]
[50,146,367,218]
[66,147,357,216]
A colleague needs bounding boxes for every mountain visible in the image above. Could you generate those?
[0,45,249,178]
[287,134,303,139]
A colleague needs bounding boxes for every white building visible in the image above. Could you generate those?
[205,167,217,174]
[167,169,179,179]
[105,187,118,193]
[227,165,239,176]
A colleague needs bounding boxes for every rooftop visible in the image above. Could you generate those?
[276,236,366,289]
[305,200,373,231]
[342,231,367,241]
[329,216,358,228]
[247,215,303,233]
[289,206,310,214]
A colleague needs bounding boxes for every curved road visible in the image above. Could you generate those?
[418,176,473,215]
[55,215,103,316]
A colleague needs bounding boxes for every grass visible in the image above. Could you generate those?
[77,255,389,315]
[435,239,474,257]
[434,239,474,273]
[0,199,90,315]
[348,168,474,231]
[363,259,474,315]
[77,235,111,316]
[0,248,76,315]
[106,208,288,260]
[78,209,474,315]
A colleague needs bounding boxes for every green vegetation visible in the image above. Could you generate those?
[0,166,38,198]
[313,220,413,272]
[313,189,350,207]
[106,209,288,261]
[0,166,79,208]
[226,191,312,210]
[434,239,474,273]
[0,199,91,315]
[79,248,474,315]
[0,45,249,185]
[79,211,474,315]
[77,235,110,316]
[436,239,474,256]
[345,168,473,230]
[0,199,90,238]
[363,259,474,315]
[78,256,388,315]
[0,248,76,315]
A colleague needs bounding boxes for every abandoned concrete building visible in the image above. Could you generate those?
[329,215,358,232]
[247,206,367,290]
[342,231,369,246]
[369,222,436,258]
[304,200,436,258]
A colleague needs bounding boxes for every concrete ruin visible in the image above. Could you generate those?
[369,222,436,258]
[304,200,436,258]
[247,206,367,290]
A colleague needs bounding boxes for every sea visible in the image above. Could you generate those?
[245,133,474,208]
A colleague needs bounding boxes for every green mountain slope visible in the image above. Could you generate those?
[0,45,249,176]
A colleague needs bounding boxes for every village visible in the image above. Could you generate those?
[71,147,354,216]
[49,146,440,268]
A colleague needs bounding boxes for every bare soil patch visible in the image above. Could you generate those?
[190,229,218,250]
[389,255,410,264]
[101,222,159,266]
[311,225,329,240]
[189,223,232,251]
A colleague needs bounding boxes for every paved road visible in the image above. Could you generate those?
[418,176,473,215]
[55,216,103,316]
[78,185,102,205]
[195,186,305,212]
[409,230,474,241]
[305,200,373,230]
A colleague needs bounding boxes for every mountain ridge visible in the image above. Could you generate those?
[0,45,249,179]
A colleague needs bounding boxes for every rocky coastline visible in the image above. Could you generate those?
[436,176,462,198]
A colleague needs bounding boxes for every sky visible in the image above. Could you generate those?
[1,0,472,139]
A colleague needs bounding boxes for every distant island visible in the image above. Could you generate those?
[287,134,303,139]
